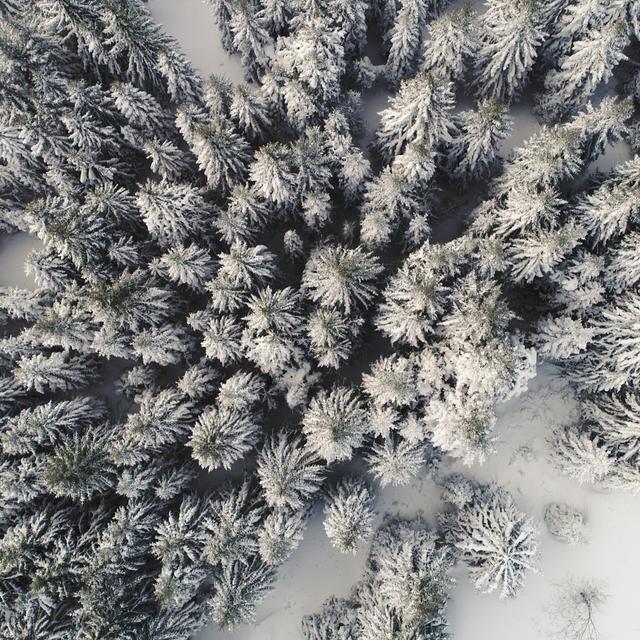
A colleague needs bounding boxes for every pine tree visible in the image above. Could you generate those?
[323,476,375,554]
[136,180,213,247]
[359,165,421,249]
[385,0,423,86]
[302,386,368,462]
[302,244,382,314]
[447,100,512,182]
[441,481,538,598]
[201,480,262,566]
[366,435,425,487]
[421,6,478,83]
[206,0,237,52]
[535,315,595,359]
[209,559,276,630]
[332,0,368,57]
[191,118,253,192]
[375,243,451,347]
[217,241,277,289]
[552,426,614,485]
[157,46,203,104]
[258,507,309,565]
[101,0,166,88]
[188,406,261,471]
[111,81,169,133]
[569,96,632,164]
[132,322,193,366]
[376,72,455,161]
[303,517,453,639]
[242,286,304,375]
[143,138,191,180]
[117,388,195,456]
[230,0,271,82]
[362,355,417,409]
[229,84,272,140]
[249,142,297,206]
[257,432,324,509]
[0,396,106,456]
[275,16,345,108]
[13,350,98,394]
[474,0,547,103]
[542,0,610,62]
[202,315,245,365]
[258,0,290,36]
[160,244,215,291]
[506,223,583,283]
[538,20,628,121]
[40,427,115,503]
[177,360,220,401]
[306,307,360,369]
[575,158,640,245]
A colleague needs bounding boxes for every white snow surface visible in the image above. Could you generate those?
[0,232,40,290]
[148,0,245,81]
[0,2,635,638]
[143,3,640,639]
[194,364,640,640]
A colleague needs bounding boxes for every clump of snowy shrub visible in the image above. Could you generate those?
[544,502,587,544]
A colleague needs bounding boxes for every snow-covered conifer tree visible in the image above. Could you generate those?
[136,181,214,247]
[191,119,253,192]
[249,142,296,206]
[474,0,547,103]
[302,244,382,314]
[257,432,324,508]
[306,308,360,369]
[160,244,215,291]
[209,559,276,629]
[385,0,423,86]
[302,386,368,462]
[275,16,345,115]
[441,481,538,598]
[206,0,237,52]
[230,0,271,82]
[258,507,309,566]
[376,72,455,160]
[421,6,478,84]
[366,435,425,487]
[537,20,628,122]
[323,476,375,554]
[362,354,417,409]
[13,350,98,394]
[229,84,272,140]
[303,517,453,639]
[189,406,261,471]
[199,484,256,562]
[359,165,422,249]
[447,100,512,182]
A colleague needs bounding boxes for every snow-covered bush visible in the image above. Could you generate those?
[544,502,587,544]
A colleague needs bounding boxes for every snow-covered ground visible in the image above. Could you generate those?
[0,2,635,638]
[146,3,640,639]
[148,0,245,81]
[193,363,640,640]
[0,232,40,290]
